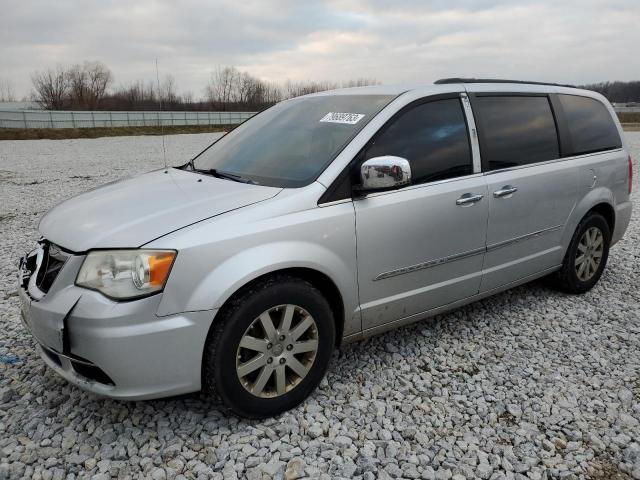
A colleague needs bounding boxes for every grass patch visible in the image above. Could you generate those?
[618,112,640,123]
[0,124,231,141]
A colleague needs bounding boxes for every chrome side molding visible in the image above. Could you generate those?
[374,247,486,281]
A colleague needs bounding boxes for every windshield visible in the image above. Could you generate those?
[192,94,395,187]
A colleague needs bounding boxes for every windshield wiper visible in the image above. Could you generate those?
[200,168,258,184]
[184,159,257,184]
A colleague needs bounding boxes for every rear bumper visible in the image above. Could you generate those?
[612,200,632,246]
[20,279,216,400]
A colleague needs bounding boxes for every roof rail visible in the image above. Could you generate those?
[434,78,576,88]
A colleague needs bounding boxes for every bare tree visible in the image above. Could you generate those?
[0,78,17,102]
[580,81,640,103]
[203,66,288,110]
[236,71,257,104]
[341,78,380,88]
[285,80,343,99]
[181,90,194,106]
[205,66,240,110]
[31,59,381,111]
[31,62,112,110]
[262,81,283,105]
[84,61,113,109]
[159,74,178,106]
[67,64,89,109]
[108,80,157,110]
[118,81,145,108]
[31,65,69,110]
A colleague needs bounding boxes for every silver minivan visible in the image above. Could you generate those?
[19,79,633,417]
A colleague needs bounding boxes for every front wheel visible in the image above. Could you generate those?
[203,275,335,418]
[552,212,611,294]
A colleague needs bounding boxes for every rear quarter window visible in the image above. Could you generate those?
[559,94,622,155]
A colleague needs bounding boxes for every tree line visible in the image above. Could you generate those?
[31,62,114,110]
[28,62,379,111]
[579,81,640,104]
[22,61,640,111]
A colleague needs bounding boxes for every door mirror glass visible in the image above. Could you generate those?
[359,156,411,191]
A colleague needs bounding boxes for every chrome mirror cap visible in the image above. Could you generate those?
[359,156,411,192]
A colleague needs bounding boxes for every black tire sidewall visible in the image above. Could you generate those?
[563,214,611,292]
[210,279,335,418]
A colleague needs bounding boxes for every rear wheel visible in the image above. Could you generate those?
[203,275,335,418]
[552,213,610,294]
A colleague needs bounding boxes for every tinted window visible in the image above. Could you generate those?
[559,94,622,155]
[475,96,559,170]
[365,98,472,184]
[194,95,394,188]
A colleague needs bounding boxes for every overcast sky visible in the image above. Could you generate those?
[1,0,639,99]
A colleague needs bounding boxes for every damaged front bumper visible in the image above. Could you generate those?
[18,243,215,400]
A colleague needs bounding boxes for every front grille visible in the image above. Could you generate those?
[35,242,69,293]
[21,240,71,297]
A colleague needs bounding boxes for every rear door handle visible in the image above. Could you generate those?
[493,186,518,198]
[456,193,484,206]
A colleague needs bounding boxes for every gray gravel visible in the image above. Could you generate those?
[1,132,639,480]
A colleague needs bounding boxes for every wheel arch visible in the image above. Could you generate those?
[562,188,616,250]
[209,267,347,348]
[587,202,615,234]
[553,198,614,294]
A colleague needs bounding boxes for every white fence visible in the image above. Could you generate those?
[614,106,640,113]
[1,106,636,130]
[0,110,257,129]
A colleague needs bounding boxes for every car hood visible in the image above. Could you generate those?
[39,168,282,252]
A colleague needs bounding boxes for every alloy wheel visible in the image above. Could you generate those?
[575,226,604,282]
[235,304,319,398]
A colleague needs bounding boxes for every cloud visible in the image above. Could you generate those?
[0,0,638,98]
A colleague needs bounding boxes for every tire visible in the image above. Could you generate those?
[552,212,611,294]
[203,274,335,418]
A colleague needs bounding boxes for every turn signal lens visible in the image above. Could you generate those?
[150,253,175,285]
[132,251,176,289]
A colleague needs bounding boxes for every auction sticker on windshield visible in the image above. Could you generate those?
[320,112,365,125]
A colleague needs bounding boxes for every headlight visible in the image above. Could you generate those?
[76,250,176,300]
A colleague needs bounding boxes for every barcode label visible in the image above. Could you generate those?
[320,112,365,125]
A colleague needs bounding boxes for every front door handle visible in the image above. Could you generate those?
[493,186,518,198]
[456,193,484,206]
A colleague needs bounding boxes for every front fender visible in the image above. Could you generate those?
[188,240,357,318]
[149,185,359,335]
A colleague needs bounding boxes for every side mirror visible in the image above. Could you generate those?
[358,156,411,192]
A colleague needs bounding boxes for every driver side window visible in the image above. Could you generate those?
[365,97,473,185]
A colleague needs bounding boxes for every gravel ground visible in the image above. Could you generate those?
[0,133,639,480]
